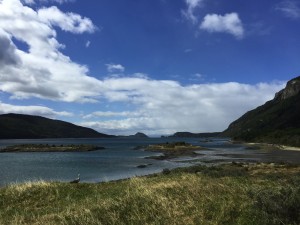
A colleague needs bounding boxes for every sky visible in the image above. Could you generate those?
[0,0,299,136]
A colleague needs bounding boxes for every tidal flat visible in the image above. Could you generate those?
[1,162,300,225]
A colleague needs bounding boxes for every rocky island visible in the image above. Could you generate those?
[145,141,205,160]
[0,144,105,152]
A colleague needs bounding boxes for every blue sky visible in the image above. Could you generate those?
[0,0,299,135]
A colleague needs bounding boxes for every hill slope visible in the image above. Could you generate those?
[0,113,114,139]
[168,132,221,138]
[223,76,300,147]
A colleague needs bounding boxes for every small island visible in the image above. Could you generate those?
[145,141,206,160]
[0,144,105,153]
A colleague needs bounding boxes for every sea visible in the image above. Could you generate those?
[0,137,299,187]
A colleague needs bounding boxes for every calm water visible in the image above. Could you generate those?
[0,137,298,186]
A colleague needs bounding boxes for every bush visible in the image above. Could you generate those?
[251,186,300,225]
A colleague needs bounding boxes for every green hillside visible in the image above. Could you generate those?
[169,132,221,138]
[0,113,114,139]
[223,76,300,147]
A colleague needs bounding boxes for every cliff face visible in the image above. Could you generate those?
[0,113,114,139]
[274,76,300,101]
[223,76,300,147]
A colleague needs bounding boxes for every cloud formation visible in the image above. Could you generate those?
[0,0,286,135]
[0,30,21,66]
[22,0,75,5]
[182,0,204,24]
[106,64,125,73]
[0,0,99,103]
[83,111,143,119]
[275,0,300,19]
[200,13,244,39]
[85,41,91,48]
[80,78,284,135]
[38,6,96,34]
[0,101,72,118]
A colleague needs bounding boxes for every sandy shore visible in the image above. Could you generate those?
[246,142,300,151]
[279,145,300,151]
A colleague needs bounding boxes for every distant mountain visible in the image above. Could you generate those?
[130,132,149,138]
[223,76,300,147]
[0,113,114,139]
[118,132,149,138]
[168,132,221,138]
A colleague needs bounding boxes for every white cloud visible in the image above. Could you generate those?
[38,6,96,34]
[182,0,204,24]
[0,0,100,103]
[200,13,244,39]
[83,111,143,119]
[0,101,72,118]
[106,63,125,73]
[275,0,300,19]
[132,73,149,79]
[80,78,284,135]
[22,0,75,5]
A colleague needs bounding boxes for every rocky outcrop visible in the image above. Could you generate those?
[274,76,300,101]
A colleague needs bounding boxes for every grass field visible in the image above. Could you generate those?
[1,163,300,225]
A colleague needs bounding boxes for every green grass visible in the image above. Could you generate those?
[1,163,300,225]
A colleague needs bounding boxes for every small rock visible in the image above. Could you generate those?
[137,164,147,168]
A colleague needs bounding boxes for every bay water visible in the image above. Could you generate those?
[0,137,298,186]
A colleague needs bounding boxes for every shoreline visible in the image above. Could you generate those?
[245,142,300,151]
[0,160,295,188]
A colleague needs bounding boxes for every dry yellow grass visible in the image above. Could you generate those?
[1,163,300,225]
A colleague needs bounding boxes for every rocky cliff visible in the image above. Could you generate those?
[274,77,300,101]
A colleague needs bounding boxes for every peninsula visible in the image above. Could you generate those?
[0,113,114,139]
[0,144,105,152]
